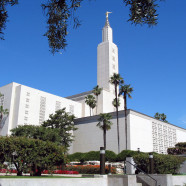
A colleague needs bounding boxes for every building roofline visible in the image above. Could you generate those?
[66,90,93,99]
[129,109,186,131]
[75,109,186,131]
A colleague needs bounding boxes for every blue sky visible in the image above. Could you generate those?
[1,0,186,129]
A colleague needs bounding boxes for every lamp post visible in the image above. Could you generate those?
[137,148,140,153]
[100,147,105,175]
[149,153,154,174]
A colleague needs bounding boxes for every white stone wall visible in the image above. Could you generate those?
[0,82,18,135]
[73,112,126,154]
[0,82,83,135]
[72,110,186,154]
[129,111,153,152]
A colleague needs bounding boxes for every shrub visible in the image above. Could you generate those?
[65,165,116,174]
[167,142,186,155]
[67,152,85,162]
[116,150,139,161]
[68,150,117,163]
[83,151,100,161]
[133,153,185,174]
[167,147,186,155]
[176,142,186,148]
[105,150,117,162]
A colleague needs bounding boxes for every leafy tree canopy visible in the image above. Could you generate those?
[0,0,163,54]
[0,136,65,176]
[11,125,61,145]
[42,108,77,150]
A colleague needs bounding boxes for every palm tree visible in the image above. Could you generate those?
[97,113,112,149]
[92,85,102,114]
[161,113,168,122]
[154,112,161,120]
[154,112,168,123]
[109,73,124,153]
[85,95,96,116]
[119,84,133,150]
[112,98,120,110]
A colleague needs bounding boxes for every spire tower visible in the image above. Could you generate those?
[97,12,121,114]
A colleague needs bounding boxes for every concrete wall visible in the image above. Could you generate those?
[0,178,108,186]
[172,175,186,186]
[0,82,83,136]
[0,175,139,186]
[72,110,186,154]
[73,111,126,154]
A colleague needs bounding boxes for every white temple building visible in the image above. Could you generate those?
[0,13,185,154]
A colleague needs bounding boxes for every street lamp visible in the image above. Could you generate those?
[100,147,105,175]
[137,148,140,153]
[149,153,154,174]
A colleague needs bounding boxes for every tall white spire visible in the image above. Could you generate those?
[102,11,113,42]
[97,11,118,92]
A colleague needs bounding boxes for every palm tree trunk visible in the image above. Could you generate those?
[96,96,98,115]
[124,93,127,150]
[104,127,106,149]
[115,83,120,154]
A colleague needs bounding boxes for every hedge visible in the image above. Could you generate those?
[116,150,140,161]
[133,153,185,174]
[67,150,117,162]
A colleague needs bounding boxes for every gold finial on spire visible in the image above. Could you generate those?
[105,11,112,27]
[106,11,112,19]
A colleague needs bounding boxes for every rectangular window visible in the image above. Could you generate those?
[25,104,29,108]
[26,92,30,96]
[25,110,28,115]
[26,98,29,102]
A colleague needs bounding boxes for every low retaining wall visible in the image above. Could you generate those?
[0,174,185,186]
[172,175,186,186]
[0,177,108,186]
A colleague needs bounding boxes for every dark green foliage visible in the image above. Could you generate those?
[176,142,186,148]
[92,85,102,114]
[0,136,65,176]
[112,98,121,108]
[42,108,77,151]
[67,152,85,162]
[11,125,61,145]
[105,150,117,162]
[167,147,186,155]
[97,113,113,149]
[85,95,96,116]
[0,0,163,54]
[42,0,83,54]
[116,150,139,161]
[133,153,185,174]
[154,112,168,122]
[167,142,186,155]
[0,0,18,39]
[83,151,100,161]
[67,150,117,162]
[124,0,159,26]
